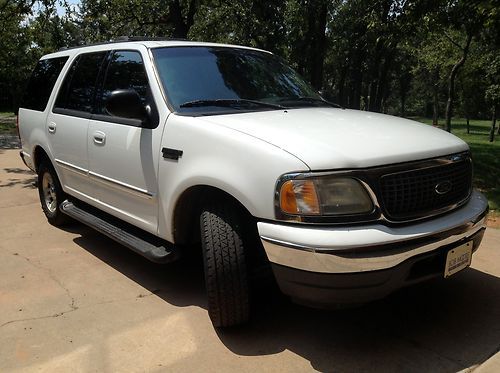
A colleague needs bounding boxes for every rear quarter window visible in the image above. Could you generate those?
[21,56,69,111]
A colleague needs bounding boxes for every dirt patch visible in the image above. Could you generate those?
[486,213,500,229]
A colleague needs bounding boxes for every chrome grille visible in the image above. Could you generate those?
[380,158,472,220]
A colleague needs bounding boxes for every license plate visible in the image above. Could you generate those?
[444,241,473,278]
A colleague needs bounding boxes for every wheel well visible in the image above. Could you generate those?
[173,186,250,245]
[173,185,269,273]
[33,146,50,172]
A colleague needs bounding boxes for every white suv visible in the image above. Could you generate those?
[18,38,488,327]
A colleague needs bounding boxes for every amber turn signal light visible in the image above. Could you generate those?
[280,180,320,215]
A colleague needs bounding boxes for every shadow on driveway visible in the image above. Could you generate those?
[1,167,37,188]
[68,223,500,372]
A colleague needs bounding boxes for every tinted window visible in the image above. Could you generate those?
[99,51,151,116]
[152,47,320,113]
[55,52,107,113]
[22,57,68,111]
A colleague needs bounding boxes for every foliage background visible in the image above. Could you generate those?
[0,0,498,217]
[0,0,499,126]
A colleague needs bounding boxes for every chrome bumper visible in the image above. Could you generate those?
[258,190,488,274]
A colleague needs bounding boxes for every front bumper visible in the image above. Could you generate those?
[258,190,488,306]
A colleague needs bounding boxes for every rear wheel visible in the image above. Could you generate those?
[38,161,69,226]
[200,201,250,327]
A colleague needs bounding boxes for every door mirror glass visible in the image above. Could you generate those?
[105,89,149,123]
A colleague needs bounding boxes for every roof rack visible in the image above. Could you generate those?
[58,36,189,51]
[115,36,188,42]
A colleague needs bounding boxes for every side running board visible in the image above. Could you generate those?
[60,200,178,264]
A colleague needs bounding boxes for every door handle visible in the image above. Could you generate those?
[48,122,56,134]
[93,131,106,145]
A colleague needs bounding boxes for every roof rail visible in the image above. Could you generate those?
[115,36,189,42]
[58,36,189,51]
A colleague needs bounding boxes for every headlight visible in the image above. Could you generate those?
[278,176,373,216]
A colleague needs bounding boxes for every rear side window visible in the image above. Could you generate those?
[21,56,68,111]
[54,52,107,113]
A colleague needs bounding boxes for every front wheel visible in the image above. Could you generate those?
[200,202,250,328]
[37,161,69,226]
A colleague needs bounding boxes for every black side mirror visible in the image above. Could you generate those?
[105,89,149,124]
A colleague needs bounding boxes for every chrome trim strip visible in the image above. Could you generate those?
[261,236,318,253]
[55,159,88,176]
[88,171,155,199]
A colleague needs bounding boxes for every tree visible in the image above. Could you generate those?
[1,0,499,123]
[443,30,472,132]
[485,56,500,142]
[440,1,495,132]
[79,0,200,42]
[190,0,286,52]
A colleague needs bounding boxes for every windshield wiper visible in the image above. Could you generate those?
[278,97,343,108]
[179,98,287,109]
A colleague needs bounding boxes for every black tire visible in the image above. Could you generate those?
[200,202,250,328]
[37,161,69,226]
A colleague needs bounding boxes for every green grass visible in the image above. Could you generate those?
[0,112,16,134]
[414,117,500,216]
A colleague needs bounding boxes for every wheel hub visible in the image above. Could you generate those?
[42,173,57,213]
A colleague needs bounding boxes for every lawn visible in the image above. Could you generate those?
[414,117,500,218]
[0,112,16,134]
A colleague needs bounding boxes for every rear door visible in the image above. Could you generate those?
[19,55,69,171]
[47,51,108,200]
[87,49,161,233]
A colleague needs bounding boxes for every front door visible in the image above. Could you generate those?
[87,50,161,233]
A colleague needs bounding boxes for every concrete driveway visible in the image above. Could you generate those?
[1,148,499,372]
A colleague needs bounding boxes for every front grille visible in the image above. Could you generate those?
[380,158,472,220]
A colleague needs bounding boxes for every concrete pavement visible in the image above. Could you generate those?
[1,148,499,372]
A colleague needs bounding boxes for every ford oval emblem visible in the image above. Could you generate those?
[435,180,452,195]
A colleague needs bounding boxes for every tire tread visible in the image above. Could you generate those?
[201,202,249,327]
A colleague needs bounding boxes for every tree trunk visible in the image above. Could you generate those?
[308,1,328,90]
[169,0,198,38]
[351,54,363,110]
[374,49,395,113]
[489,103,497,142]
[445,33,473,132]
[432,81,439,126]
[401,94,406,118]
[466,117,470,134]
[337,65,347,107]
[367,38,383,112]
[399,71,411,118]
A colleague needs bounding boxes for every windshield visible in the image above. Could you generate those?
[152,46,323,114]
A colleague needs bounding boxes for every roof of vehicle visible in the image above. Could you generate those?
[41,37,272,60]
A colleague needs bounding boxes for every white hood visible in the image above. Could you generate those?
[197,108,468,170]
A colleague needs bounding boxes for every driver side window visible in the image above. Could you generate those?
[98,50,155,119]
